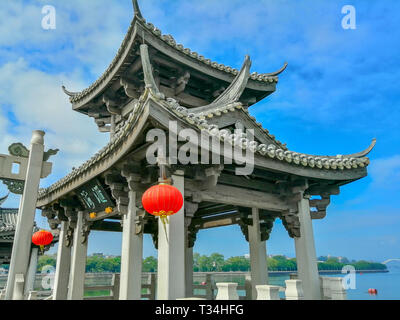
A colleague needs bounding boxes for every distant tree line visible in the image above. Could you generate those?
[31,253,387,273]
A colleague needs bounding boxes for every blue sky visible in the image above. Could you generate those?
[0,0,399,262]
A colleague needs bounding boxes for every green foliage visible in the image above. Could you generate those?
[86,255,120,273]
[33,254,387,274]
[37,255,56,272]
[143,256,158,272]
[222,256,250,272]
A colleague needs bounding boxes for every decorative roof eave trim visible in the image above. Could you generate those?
[62,85,79,97]
[38,91,372,205]
[132,0,143,19]
[263,62,288,77]
[68,17,140,108]
[191,55,251,115]
[161,97,372,172]
[0,193,9,207]
[67,12,281,108]
[140,44,163,97]
[36,89,154,207]
[345,138,376,158]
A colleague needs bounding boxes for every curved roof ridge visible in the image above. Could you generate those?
[38,91,371,205]
[0,193,9,207]
[63,10,284,104]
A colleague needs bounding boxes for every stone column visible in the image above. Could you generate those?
[53,221,72,300]
[294,195,321,300]
[119,188,143,300]
[185,246,193,298]
[5,130,45,300]
[157,170,185,300]
[24,247,39,296]
[184,204,197,298]
[248,208,268,299]
[67,211,88,300]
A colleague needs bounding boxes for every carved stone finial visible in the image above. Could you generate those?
[8,143,29,158]
[2,179,24,195]
[43,149,59,161]
[31,130,45,145]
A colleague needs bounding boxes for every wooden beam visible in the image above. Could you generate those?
[91,221,122,232]
[186,181,291,212]
[218,172,278,194]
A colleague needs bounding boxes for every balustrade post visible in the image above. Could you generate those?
[285,279,304,300]
[330,277,347,300]
[256,285,281,300]
[216,283,239,300]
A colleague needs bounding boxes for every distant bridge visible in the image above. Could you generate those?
[382,259,400,264]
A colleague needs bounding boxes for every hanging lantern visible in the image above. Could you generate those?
[105,207,113,214]
[32,230,54,253]
[142,183,183,241]
[89,212,97,219]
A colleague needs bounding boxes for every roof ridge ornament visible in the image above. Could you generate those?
[132,0,143,19]
[343,138,376,158]
[263,62,288,77]
[140,44,164,99]
[191,55,252,114]
[62,85,79,97]
[0,193,9,207]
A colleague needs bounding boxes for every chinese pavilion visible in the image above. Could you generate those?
[33,0,374,300]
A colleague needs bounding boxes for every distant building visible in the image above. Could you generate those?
[92,253,105,257]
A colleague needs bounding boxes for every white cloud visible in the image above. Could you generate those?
[369,155,400,189]
[0,59,108,188]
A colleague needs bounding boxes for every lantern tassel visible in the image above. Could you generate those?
[40,245,44,254]
[160,215,169,243]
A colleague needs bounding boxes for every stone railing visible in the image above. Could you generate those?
[1,272,347,300]
[215,276,347,300]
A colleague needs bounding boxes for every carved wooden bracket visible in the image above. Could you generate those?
[105,173,129,215]
[281,209,300,238]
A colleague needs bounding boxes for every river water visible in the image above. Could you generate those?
[267,268,400,300]
[1,268,399,300]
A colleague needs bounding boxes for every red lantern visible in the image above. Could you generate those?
[142,183,183,241]
[142,184,183,219]
[32,230,54,253]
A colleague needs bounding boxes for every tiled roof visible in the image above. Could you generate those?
[38,90,372,203]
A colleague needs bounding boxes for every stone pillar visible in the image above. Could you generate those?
[285,279,304,300]
[5,130,45,300]
[119,189,143,300]
[330,277,347,300]
[67,211,88,300]
[157,171,185,300]
[248,208,268,299]
[320,276,331,300]
[12,274,25,300]
[216,283,239,300]
[294,195,321,300]
[185,246,194,298]
[24,247,39,295]
[53,221,72,300]
[256,285,281,300]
